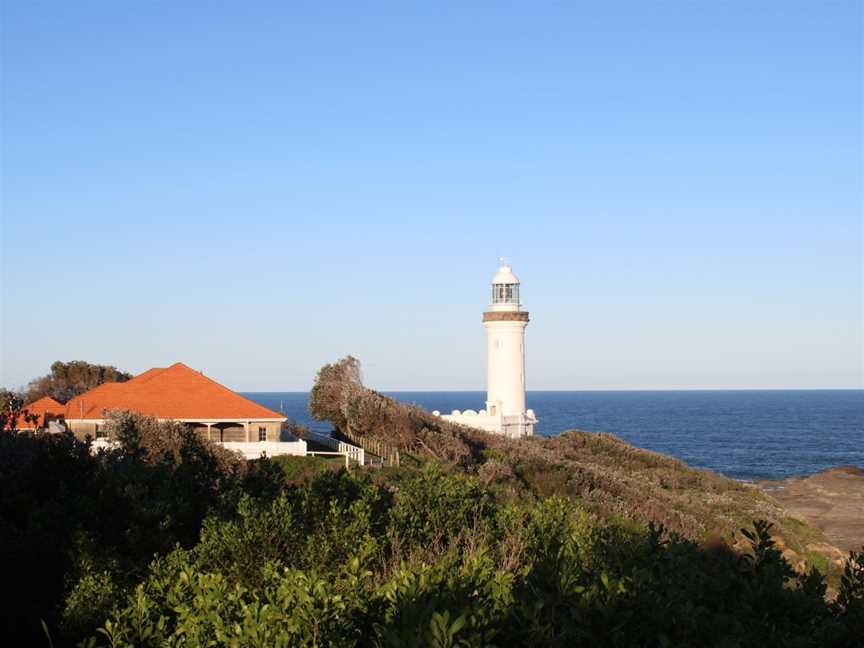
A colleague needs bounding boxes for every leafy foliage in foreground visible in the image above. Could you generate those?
[93,466,863,647]
[2,406,862,647]
[0,412,244,644]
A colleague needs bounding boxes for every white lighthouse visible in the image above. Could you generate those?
[438,262,537,438]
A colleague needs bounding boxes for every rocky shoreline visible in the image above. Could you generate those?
[759,465,864,554]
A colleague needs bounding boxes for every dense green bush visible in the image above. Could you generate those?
[90,467,863,647]
[0,412,242,644]
[2,412,862,647]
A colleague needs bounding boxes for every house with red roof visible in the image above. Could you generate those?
[64,362,288,443]
[15,396,66,431]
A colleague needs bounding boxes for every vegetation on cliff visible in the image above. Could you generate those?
[309,357,846,572]
[0,358,861,646]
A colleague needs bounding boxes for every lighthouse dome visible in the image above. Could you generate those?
[492,264,520,285]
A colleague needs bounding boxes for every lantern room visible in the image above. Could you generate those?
[490,263,521,311]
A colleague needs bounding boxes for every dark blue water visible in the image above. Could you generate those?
[243,390,863,481]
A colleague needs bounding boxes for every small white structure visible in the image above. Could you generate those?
[438,262,537,438]
[89,437,309,460]
[221,440,308,460]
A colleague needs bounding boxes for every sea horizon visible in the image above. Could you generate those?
[244,388,864,393]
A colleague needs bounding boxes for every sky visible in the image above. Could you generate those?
[1,2,862,392]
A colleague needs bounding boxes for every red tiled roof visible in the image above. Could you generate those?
[128,367,167,384]
[19,396,66,429]
[65,363,285,421]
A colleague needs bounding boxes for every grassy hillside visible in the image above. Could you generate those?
[479,431,844,574]
[310,357,847,575]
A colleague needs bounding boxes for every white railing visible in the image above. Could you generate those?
[337,440,365,466]
[302,430,365,467]
[340,428,400,467]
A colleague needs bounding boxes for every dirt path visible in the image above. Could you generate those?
[759,466,864,553]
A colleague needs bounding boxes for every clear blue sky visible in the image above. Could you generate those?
[1,2,861,391]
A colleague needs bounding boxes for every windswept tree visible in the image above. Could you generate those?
[308,355,363,432]
[24,360,132,404]
[308,356,492,463]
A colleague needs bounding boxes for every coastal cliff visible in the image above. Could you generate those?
[311,357,857,575]
[760,466,864,554]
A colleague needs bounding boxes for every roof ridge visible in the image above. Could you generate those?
[171,364,285,418]
[129,367,168,384]
[26,395,64,407]
[66,381,124,400]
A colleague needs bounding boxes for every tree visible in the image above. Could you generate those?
[24,361,132,404]
[0,387,20,411]
[0,388,37,432]
[308,356,362,432]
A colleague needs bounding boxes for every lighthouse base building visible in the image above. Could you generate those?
[435,262,537,438]
[439,407,536,438]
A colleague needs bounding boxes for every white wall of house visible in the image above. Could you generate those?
[221,440,308,459]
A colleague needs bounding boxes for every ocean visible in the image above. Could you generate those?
[243,390,863,481]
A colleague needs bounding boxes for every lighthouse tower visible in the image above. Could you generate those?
[485,262,534,431]
[438,261,537,437]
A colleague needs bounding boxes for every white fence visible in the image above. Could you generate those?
[302,430,365,466]
[340,429,400,467]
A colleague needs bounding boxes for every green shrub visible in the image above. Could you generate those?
[387,465,491,551]
[98,558,371,648]
[4,399,862,647]
[61,567,120,640]
[87,484,864,648]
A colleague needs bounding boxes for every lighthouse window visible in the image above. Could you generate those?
[492,284,519,304]
[493,284,519,304]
